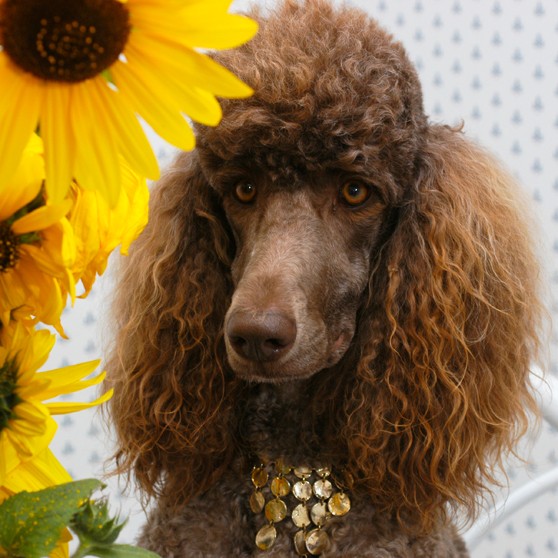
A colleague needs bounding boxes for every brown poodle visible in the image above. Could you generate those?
[107,1,544,556]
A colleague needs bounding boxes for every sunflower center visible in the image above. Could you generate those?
[0,357,20,431]
[0,222,20,272]
[0,0,130,83]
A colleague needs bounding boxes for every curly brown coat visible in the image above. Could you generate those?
[107,1,544,556]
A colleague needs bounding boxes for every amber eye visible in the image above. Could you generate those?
[234,183,257,203]
[340,182,370,206]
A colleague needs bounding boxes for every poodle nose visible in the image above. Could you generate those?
[226,310,297,362]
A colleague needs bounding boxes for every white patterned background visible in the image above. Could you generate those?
[47,1,558,556]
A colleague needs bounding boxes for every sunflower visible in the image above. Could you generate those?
[0,322,108,558]
[0,134,75,335]
[68,157,149,297]
[0,448,73,558]
[0,0,258,206]
[0,321,112,491]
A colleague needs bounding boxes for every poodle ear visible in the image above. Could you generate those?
[347,125,543,529]
[106,151,237,505]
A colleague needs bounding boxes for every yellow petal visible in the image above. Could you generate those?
[29,218,76,276]
[119,169,149,254]
[69,188,102,275]
[6,413,54,456]
[16,376,51,400]
[2,448,72,494]
[41,84,75,204]
[88,77,159,180]
[0,274,28,322]
[3,323,52,381]
[131,4,258,50]
[125,30,253,98]
[12,401,49,426]
[8,261,66,334]
[178,11,258,50]
[39,360,102,400]
[64,265,76,304]
[0,419,57,482]
[49,536,71,558]
[11,200,72,235]
[0,134,44,222]
[124,42,222,125]
[0,56,41,188]
[71,80,121,207]
[45,388,114,415]
[112,60,195,150]
[16,325,55,374]
[0,433,7,486]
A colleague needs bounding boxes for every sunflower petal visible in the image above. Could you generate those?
[41,84,75,204]
[122,44,222,125]
[0,135,44,222]
[2,448,72,494]
[11,200,72,235]
[39,360,102,400]
[71,80,121,207]
[131,5,258,50]
[0,273,28,321]
[45,388,114,415]
[180,10,257,49]
[12,400,49,426]
[0,420,57,482]
[16,326,55,374]
[125,31,253,98]
[0,57,41,188]
[88,77,160,180]
[9,260,66,335]
[119,168,149,254]
[112,60,195,150]
[9,413,47,438]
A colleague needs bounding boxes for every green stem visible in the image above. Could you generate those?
[71,543,92,558]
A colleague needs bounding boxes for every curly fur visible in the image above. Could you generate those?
[106,1,543,555]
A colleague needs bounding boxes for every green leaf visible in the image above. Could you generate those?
[0,479,102,558]
[86,544,161,558]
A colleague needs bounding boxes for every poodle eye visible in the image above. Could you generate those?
[234,183,257,203]
[340,181,370,207]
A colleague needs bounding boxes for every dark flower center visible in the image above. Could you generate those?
[0,357,20,431]
[0,0,130,83]
[0,222,20,272]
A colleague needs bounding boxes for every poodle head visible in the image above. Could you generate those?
[195,0,428,382]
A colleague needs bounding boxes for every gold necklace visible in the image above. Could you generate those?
[249,459,351,556]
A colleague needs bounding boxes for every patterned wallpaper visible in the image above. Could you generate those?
[48,1,558,556]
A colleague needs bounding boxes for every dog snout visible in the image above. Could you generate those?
[226,310,297,362]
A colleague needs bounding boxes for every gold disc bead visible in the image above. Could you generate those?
[251,466,269,488]
[310,502,328,527]
[293,480,313,502]
[291,503,311,528]
[305,528,330,555]
[315,466,331,478]
[265,498,288,523]
[255,524,277,551]
[249,491,265,514]
[328,492,351,516]
[294,530,308,556]
[294,465,313,478]
[275,458,292,475]
[271,476,291,497]
[313,478,333,499]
